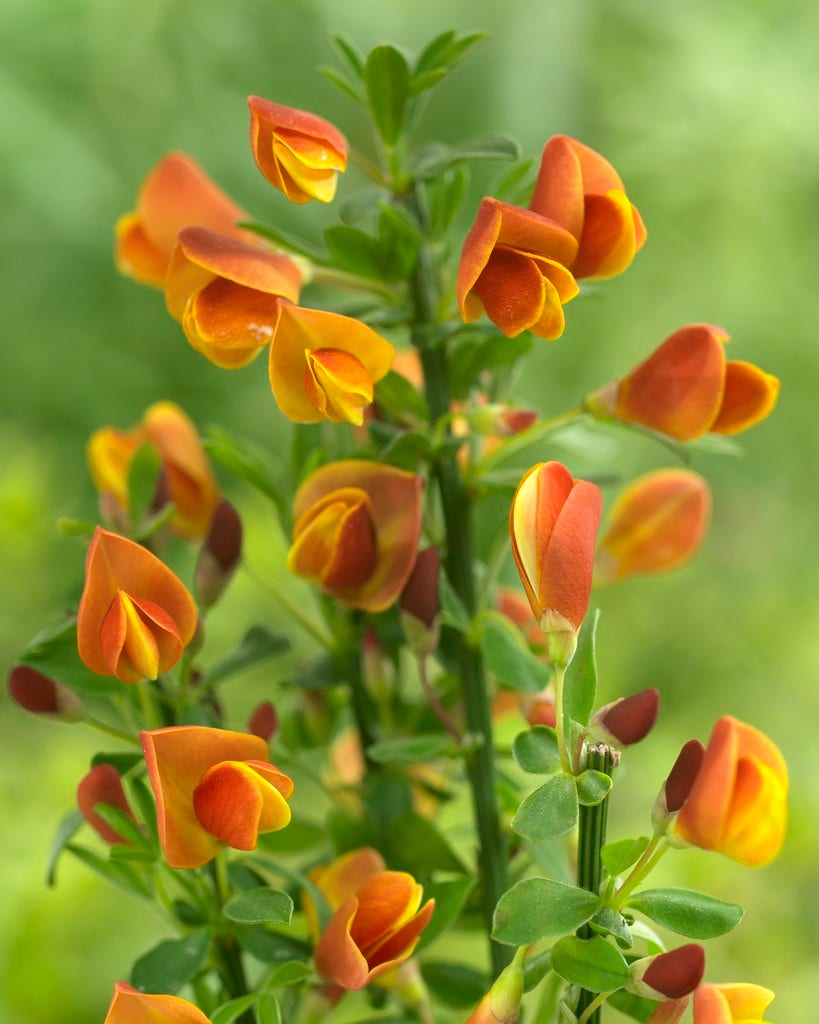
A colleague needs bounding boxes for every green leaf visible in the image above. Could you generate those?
[325,224,384,279]
[628,918,666,955]
[256,994,282,1024]
[384,810,467,874]
[19,619,121,695]
[493,158,536,204]
[66,843,151,899]
[267,960,312,988]
[378,202,423,278]
[262,818,325,855]
[234,926,310,965]
[127,442,162,524]
[131,930,210,994]
[409,67,448,96]
[480,615,551,693]
[449,332,533,401]
[421,962,487,1008]
[576,769,613,807]
[626,888,744,939]
[512,772,578,841]
[46,809,84,886]
[512,725,561,775]
[340,185,390,226]
[601,836,650,878]
[203,426,286,520]
[367,733,454,765]
[492,877,600,945]
[522,949,553,992]
[202,626,290,687]
[91,751,143,774]
[412,134,521,178]
[92,803,152,850]
[330,31,364,78]
[563,609,599,726]
[237,221,327,263]
[223,887,294,925]
[550,935,630,992]
[606,991,658,1023]
[426,167,468,238]
[439,572,472,633]
[318,65,363,104]
[374,370,429,425]
[414,30,456,74]
[589,908,633,949]
[129,777,158,842]
[56,516,97,538]
[364,45,411,145]
[416,877,476,952]
[211,995,259,1024]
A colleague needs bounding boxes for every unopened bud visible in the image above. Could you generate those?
[541,610,578,669]
[470,404,538,438]
[652,739,705,835]
[400,548,440,657]
[8,665,84,721]
[628,944,705,1001]
[247,701,278,742]
[466,948,526,1024]
[76,763,137,845]
[592,688,659,747]
[195,499,243,607]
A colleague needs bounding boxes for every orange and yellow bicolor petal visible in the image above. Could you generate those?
[674,717,788,868]
[248,96,348,204]
[588,324,779,441]
[305,847,386,940]
[165,226,302,369]
[141,726,294,869]
[692,983,775,1023]
[104,981,213,1024]
[457,198,579,340]
[115,152,255,288]
[314,870,435,990]
[509,462,602,633]
[289,461,423,612]
[529,135,647,281]
[269,305,394,425]
[77,528,198,684]
[596,469,711,583]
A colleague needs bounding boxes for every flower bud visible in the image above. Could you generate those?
[195,499,243,607]
[7,665,84,720]
[247,701,278,742]
[592,687,659,747]
[400,547,440,656]
[628,944,706,1001]
[77,764,137,845]
[465,948,525,1024]
[652,739,706,834]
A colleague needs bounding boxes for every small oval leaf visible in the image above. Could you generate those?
[551,935,630,992]
[492,877,599,945]
[512,773,578,841]
[626,887,744,939]
[513,726,560,775]
[223,887,294,925]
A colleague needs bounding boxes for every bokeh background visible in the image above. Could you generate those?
[2,0,817,1020]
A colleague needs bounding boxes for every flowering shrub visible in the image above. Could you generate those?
[8,29,783,1024]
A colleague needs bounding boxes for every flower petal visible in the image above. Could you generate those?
[709,360,780,435]
[104,981,214,1024]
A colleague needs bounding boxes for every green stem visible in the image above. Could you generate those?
[411,233,509,975]
[137,681,161,729]
[83,714,140,746]
[575,744,617,1024]
[418,655,462,742]
[553,664,570,772]
[577,991,613,1024]
[609,835,668,910]
[209,856,254,1024]
[471,408,587,476]
[242,563,335,651]
[309,263,401,302]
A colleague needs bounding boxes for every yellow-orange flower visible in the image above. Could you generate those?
[458,198,579,340]
[509,462,602,654]
[88,401,220,539]
[529,135,647,280]
[77,528,198,684]
[586,324,779,441]
[165,226,301,369]
[115,152,254,288]
[141,725,293,869]
[306,847,385,939]
[673,717,787,867]
[248,96,348,204]
[104,981,213,1024]
[314,864,434,990]
[269,304,394,425]
[596,469,711,583]
[693,983,775,1023]
[289,460,423,612]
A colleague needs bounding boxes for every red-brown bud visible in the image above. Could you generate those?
[629,944,706,1001]
[400,548,441,656]
[592,687,659,747]
[8,665,84,720]
[652,739,706,833]
[247,701,278,742]
[195,499,243,607]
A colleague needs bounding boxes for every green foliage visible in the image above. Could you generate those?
[512,725,561,774]
[563,610,599,726]
[364,45,412,146]
[201,626,290,687]
[576,769,613,806]
[19,619,120,695]
[512,772,578,840]
[626,887,744,939]
[480,613,551,693]
[421,962,488,1008]
[130,930,210,994]
[493,878,600,944]
[367,733,455,765]
[601,837,650,877]
[222,888,294,926]
[550,935,630,992]
[416,877,476,952]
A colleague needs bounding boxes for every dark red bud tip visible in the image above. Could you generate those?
[501,409,538,436]
[665,739,706,812]
[204,499,243,569]
[642,944,705,999]
[150,465,173,515]
[248,701,278,742]
[400,547,440,629]
[8,665,60,714]
[601,687,660,745]
[77,763,135,846]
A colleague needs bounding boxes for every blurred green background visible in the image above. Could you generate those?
[2,0,817,1020]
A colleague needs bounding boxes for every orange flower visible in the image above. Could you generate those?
[104,981,213,1024]
[115,152,254,288]
[692,983,775,1023]
[457,198,579,340]
[529,135,647,280]
[306,847,386,939]
[288,460,423,612]
[596,469,711,583]
[76,764,136,846]
[673,717,787,867]
[77,528,198,684]
[586,324,779,441]
[509,462,602,659]
[141,725,293,869]
[314,866,434,990]
[268,305,394,425]
[248,96,347,204]
[165,226,301,369]
[88,401,220,539]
